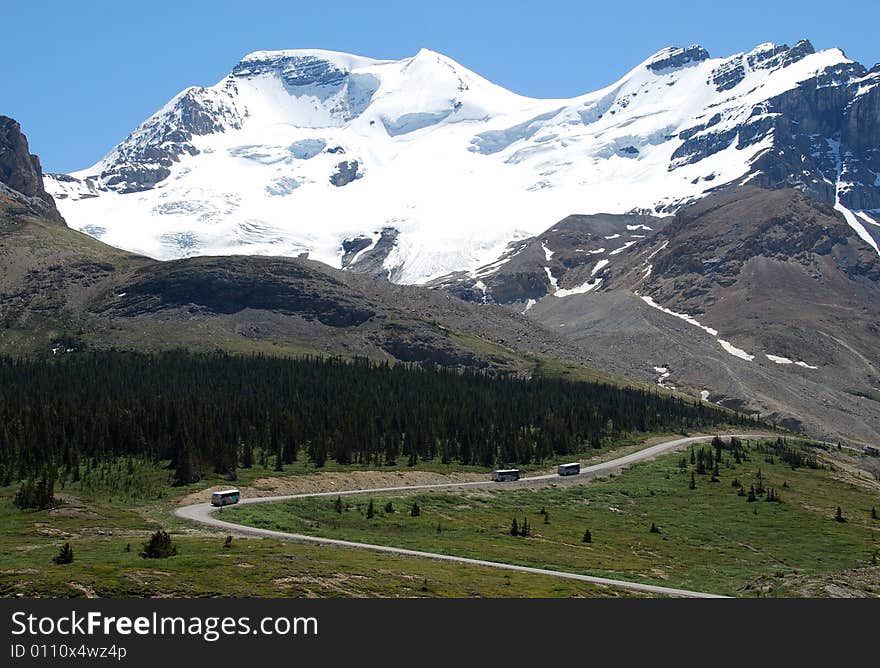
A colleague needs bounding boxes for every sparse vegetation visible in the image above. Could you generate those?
[229,439,880,597]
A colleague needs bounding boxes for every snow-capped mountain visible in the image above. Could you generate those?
[46,41,880,283]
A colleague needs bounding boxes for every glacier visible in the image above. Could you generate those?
[45,42,880,284]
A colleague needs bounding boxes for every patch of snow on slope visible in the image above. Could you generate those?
[647,240,669,259]
[767,354,815,369]
[639,295,719,336]
[653,366,673,389]
[543,266,558,290]
[640,294,757,362]
[348,234,380,265]
[717,339,755,361]
[856,211,880,227]
[828,139,880,255]
[591,259,610,276]
[541,242,554,261]
[610,240,639,255]
[766,354,793,364]
[554,278,602,297]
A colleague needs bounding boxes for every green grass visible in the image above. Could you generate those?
[228,439,880,597]
[0,491,640,598]
[1,436,693,599]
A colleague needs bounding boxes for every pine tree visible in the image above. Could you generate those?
[384,501,394,514]
[52,542,74,565]
[582,528,592,543]
[747,485,757,502]
[436,522,442,533]
[689,472,696,490]
[872,506,877,520]
[224,535,233,549]
[510,517,519,536]
[334,496,343,514]
[141,529,178,559]
[410,501,420,517]
[366,499,375,519]
[649,523,660,534]
[241,440,254,469]
[834,506,846,523]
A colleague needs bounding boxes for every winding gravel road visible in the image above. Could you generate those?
[176,434,771,598]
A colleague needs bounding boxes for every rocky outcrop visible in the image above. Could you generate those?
[342,226,399,279]
[330,160,362,187]
[429,213,663,305]
[95,87,242,193]
[670,43,880,226]
[0,116,64,222]
[233,52,347,87]
[646,45,710,72]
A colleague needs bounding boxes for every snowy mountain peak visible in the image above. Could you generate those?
[46,41,880,284]
[644,45,710,72]
[231,48,387,86]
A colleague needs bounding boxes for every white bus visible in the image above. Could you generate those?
[211,489,241,506]
[558,462,581,476]
[491,469,521,482]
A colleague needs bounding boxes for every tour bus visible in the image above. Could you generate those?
[211,489,241,506]
[557,462,581,476]
[491,468,521,482]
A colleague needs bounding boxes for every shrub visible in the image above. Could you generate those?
[141,529,178,559]
[52,542,74,565]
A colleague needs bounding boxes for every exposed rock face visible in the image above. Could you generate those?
[95,87,243,193]
[607,187,880,316]
[233,53,348,87]
[342,226,399,278]
[0,116,63,222]
[329,160,362,186]
[430,213,663,305]
[523,187,880,446]
[646,45,710,72]
[668,42,880,242]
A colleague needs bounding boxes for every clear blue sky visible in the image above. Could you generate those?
[3,0,878,173]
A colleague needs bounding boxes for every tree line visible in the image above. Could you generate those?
[0,350,754,491]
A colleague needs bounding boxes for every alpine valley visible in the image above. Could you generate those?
[4,39,880,447]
